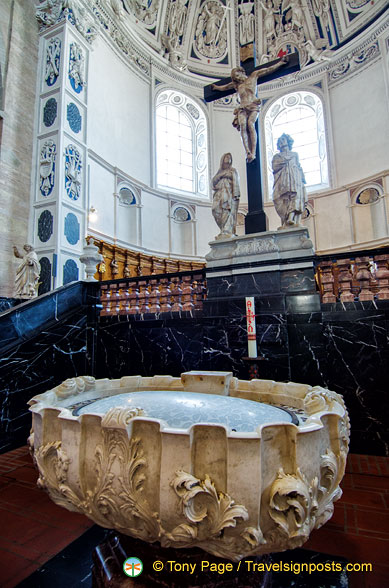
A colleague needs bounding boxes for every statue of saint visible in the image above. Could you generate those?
[211,153,240,239]
[204,3,221,46]
[169,0,187,46]
[13,244,41,299]
[282,0,304,30]
[260,1,278,42]
[271,133,307,229]
[211,57,288,162]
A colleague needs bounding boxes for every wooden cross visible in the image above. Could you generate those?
[204,52,300,234]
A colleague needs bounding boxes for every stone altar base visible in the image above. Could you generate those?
[205,227,320,315]
[92,533,272,588]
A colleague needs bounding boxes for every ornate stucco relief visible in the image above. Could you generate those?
[36,0,98,44]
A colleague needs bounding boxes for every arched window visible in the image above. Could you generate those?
[156,89,208,197]
[264,91,329,197]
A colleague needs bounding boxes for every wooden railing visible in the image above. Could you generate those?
[98,248,389,317]
[87,236,205,281]
[315,249,389,303]
[100,270,206,317]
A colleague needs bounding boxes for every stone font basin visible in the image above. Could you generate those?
[77,390,294,431]
[28,371,349,561]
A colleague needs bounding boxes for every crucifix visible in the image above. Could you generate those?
[204,52,300,234]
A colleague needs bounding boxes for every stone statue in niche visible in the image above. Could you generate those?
[211,57,288,162]
[211,153,240,239]
[13,245,41,299]
[238,2,255,46]
[195,0,229,60]
[282,0,305,31]
[271,133,307,229]
[260,1,279,44]
[312,0,330,30]
[168,0,188,47]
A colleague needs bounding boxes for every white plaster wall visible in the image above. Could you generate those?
[352,199,388,244]
[329,60,389,186]
[171,221,194,256]
[196,204,218,255]
[117,203,140,247]
[314,191,352,251]
[88,160,115,238]
[141,191,170,253]
[87,37,151,185]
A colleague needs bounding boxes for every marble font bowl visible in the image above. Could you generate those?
[28,371,349,561]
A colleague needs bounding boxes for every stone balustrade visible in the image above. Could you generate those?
[100,271,206,317]
[316,251,389,303]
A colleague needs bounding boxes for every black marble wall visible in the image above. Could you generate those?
[0,282,99,452]
[0,297,21,313]
[0,282,388,456]
[96,301,388,457]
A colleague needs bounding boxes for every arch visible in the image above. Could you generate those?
[170,202,196,256]
[116,181,141,247]
[118,184,138,206]
[351,182,388,243]
[263,90,329,199]
[155,88,209,198]
[171,204,193,223]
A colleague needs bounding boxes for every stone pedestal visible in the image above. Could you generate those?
[92,532,272,588]
[205,227,320,315]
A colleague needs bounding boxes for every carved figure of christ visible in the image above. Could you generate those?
[209,56,288,163]
[204,53,300,233]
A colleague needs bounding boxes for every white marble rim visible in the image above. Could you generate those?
[34,404,332,438]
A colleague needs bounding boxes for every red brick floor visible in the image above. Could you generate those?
[0,448,387,587]
[0,446,93,588]
[304,454,389,588]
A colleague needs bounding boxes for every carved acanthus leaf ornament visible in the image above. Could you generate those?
[30,407,265,560]
[268,450,344,546]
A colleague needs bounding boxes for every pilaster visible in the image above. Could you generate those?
[33,12,93,291]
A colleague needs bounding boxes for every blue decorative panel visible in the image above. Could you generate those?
[39,140,56,197]
[64,212,80,245]
[43,98,58,127]
[67,102,82,133]
[38,257,51,295]
[69,42,84,94]
[63,259,79,284]
[38,210,54,242]
[64,145,82,201]
[45,37,61,87]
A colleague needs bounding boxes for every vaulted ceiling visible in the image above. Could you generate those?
[109,0,386,77]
